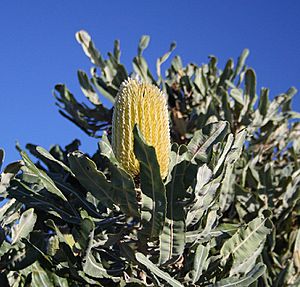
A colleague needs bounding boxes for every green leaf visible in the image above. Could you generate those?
[68,151,114,208]
[52,177,101,219]
[0,241,11,258]
[213,133,234,175]
[91,76,117,104]
[75,217,95,251]
[35,146,73,174]
[294,228,300,272]
[187,121,230,163]
[133,56,155,83]
[210,263,266,287]
[156,42,176,79]
[159,145,187,264]
[245,68,256,102]
[133,36,156,83]
[8,232,44,271]
[9,180,80,224]
[21,151,67,201]
[11,208,37,244]
[230,88,244,105]
[233,49,249,80]
[76,30,105,68]
[186,164,217,226]
[189,243,210,283]
[219,129,247,211]
[258,88,269,117]
[31,268,54,287]
[0,161,23,195]
[133,125,166,239]
[220,215,272,274]
[78,70,101,105]
[218,59,234,88]
[83,252,114,279]
[98,132,118,165]
[0,199,18,222]
[138,35,150,56]
[99,133,139,217]
[31,262,69,287]
[136,253,184,287]
[109,163,140,218]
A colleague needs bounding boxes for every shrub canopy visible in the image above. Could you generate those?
[0,31,299,286]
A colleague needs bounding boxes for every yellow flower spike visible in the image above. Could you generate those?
[112,78,170,179]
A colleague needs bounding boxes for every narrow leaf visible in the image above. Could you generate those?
[83,252,113,279]
[11,208,37,244]
[133,125,166,239]
[220,215,272,273]
[191,243,210,283]
[159,145,187,264]
[68,151,114,208]
[136,253,184,287]
[187,121,230,163]
[21,151,67,201]
[210,263,266,287]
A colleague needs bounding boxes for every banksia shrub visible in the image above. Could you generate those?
[112,78,170,178]
[0,31,299,286]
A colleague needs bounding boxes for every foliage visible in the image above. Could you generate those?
[0,30,300,286]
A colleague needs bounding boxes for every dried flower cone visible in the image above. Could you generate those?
[112,78,170,178]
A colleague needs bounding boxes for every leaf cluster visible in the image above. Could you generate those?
[0,31,299,286]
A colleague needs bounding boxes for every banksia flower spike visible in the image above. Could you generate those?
[112,78,170,179]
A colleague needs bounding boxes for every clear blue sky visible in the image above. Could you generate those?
[1,1,300,165]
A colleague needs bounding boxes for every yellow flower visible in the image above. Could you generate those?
[112,78,170,178]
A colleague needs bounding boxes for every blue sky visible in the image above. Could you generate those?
[1,1,300,165]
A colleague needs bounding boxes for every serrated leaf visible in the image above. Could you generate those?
[75,217,95,251]
[21,151,67,201]
[0,199,17,221]
[68,151,113,207]
[11,208,37,244]
[218,59,234,88]
[187,121,230,163]
[9,180,79,224]
[136,253,184,287]
[220,215,272,273]
[210,263,266,287]
[0,161,23,195]
[35,146,73,174]
[133,125,166,239]
[98,132,118,165]
[99,134,139,217]
[31,267,54,287]
[133,56,155,83]
[83,252,114,279]
[78,70,101,105]
[230,241,265,276]
[91,76,116,104]
[76,30,105,68]
[219,129,247,211]
[109,163,140,218]
[190,243,210,283]
[293,228,300,272]
[186,164,217,226]
[159,145,187,264]
[230,88,244,105]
